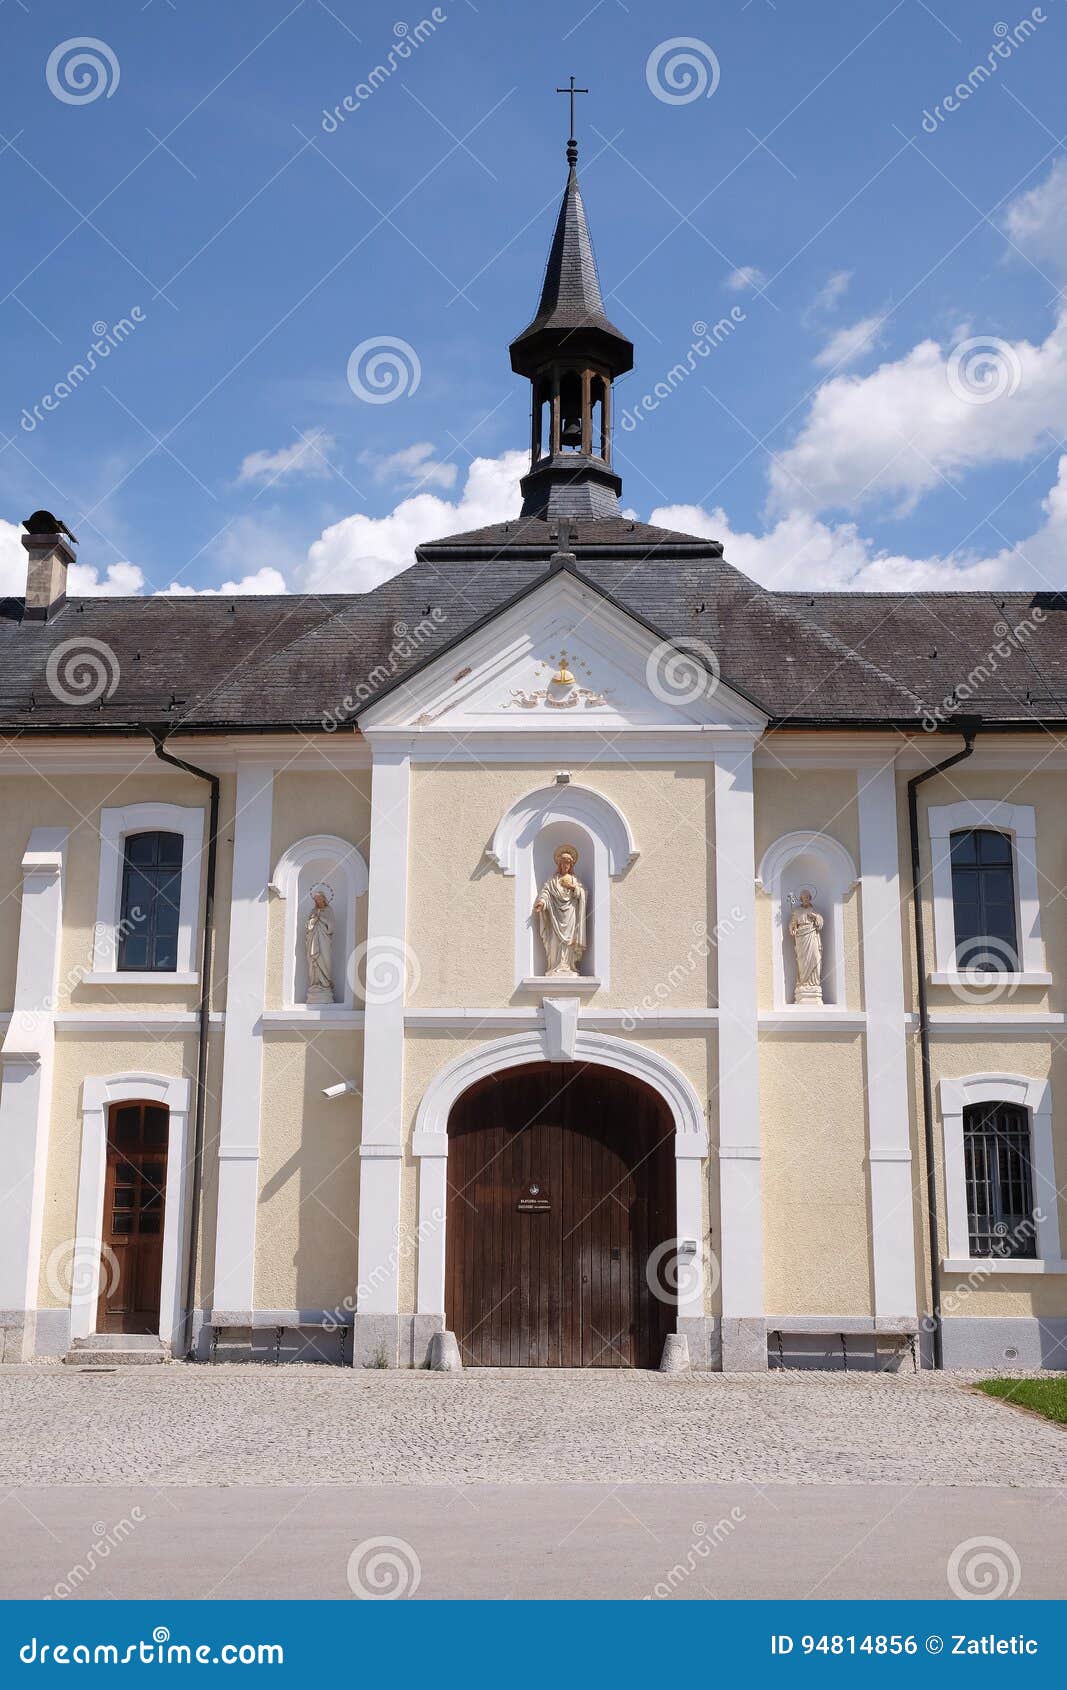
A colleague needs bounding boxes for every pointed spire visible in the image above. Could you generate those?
[509,139,633,379]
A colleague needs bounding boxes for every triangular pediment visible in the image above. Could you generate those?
[359,569,767,733]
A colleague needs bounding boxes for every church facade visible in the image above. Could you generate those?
[2,139,1066,1375]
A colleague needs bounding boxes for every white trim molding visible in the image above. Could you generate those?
[714,747,764,1365]
[411,1029,709,1323]
[927,800,1046,980]
[270,833,368,1009]
[488,781,638,991]
[73,1072,191,1348]
[0,828,67,1359]
[938,1072,1061,1267]
[857,762,917,1323]
[89,802,205,983]
[212,763,274,1317]
[757,829,858,1011]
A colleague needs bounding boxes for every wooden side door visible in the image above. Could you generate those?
[445,1063,675,1368]
[96,1101,168,1335]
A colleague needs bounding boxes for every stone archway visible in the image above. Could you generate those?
[412,1030,709,1364]
[445,1061,676,1368]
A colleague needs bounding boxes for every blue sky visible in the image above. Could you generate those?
[3,0,1067,597]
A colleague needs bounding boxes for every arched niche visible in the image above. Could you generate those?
[487,783,638,990]
[270,835,368,1009]
[757,831,858,1010]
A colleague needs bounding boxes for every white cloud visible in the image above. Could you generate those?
[725,265,766,293]
[161,566,289,596]
[773,160,1067,513]
[813,313,886,370]
[810,270,852,314]
[304,449,526,592]
[237,428,336,485]
[70,561,146,594]
[361,441,458,492]
[654,450,1067,592]
[1003,156,1067,271]
[0,519,26,594]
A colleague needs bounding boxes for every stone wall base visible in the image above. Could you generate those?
[720,1317,768,1372]
[940,1315,1067,1371]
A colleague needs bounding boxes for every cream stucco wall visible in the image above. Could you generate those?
[760,1033,875,1316]
[255,1031,363,1310]
[406,762,713,1010]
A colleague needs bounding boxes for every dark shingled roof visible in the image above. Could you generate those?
[3,514,1064,735]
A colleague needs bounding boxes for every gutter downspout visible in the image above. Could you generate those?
[907,716,980,1370]
[148,729,219,1361]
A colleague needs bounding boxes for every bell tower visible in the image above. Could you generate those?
[509,82,634,521]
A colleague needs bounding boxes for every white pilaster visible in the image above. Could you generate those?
[857,760,918,1320]
[211,763,273,1317]
[0,828,67,1359]
[356,747,411,1323]
[713,747,764,1366]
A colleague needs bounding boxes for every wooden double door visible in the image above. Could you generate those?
[445,1063,676,1368]
[96,1101,168,1335]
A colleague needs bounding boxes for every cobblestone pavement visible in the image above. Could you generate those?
[1,1365,1064,1487]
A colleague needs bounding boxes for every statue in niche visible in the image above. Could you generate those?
[789,887,824,1004]
[533,844,587,977]
[304,883,335,1004]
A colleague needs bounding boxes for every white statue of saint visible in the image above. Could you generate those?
[533,844,587,977]
[305,884,335,1004]
[789,887,824,1004]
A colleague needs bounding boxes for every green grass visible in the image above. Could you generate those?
[974,1376,1067,1425]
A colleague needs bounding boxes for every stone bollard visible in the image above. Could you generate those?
[659,1333,691,1374]
[429,1330,463,1371]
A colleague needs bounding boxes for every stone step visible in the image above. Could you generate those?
[65,1335,170,1366]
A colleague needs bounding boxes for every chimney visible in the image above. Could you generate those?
[21,511,77,621]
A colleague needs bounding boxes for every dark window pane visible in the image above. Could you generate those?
[963,1103,1037,1258]
[978,830,1013,863]
[111,1213,133,1235]
[113,1186,135,1209]
[139,1212,161,1234]
[950,831,977,864]
[118,832,185,972]
[950,831,1018,971]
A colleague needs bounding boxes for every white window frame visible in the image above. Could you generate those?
[88,803,204,985]
[927,800,1049,986]
[71,1072,192,1346]
[938,1072,1064,1271]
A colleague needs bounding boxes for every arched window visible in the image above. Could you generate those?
[117,832,184,973]
[963,1101,1037,1259]
[950,829,1018,971]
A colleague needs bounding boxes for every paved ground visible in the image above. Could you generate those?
[3,1483,1065,1600]
[1,1364,1065,1488]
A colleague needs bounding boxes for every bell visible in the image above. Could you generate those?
[560,413,583,449]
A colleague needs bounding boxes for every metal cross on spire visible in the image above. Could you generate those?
[555,76,588,165]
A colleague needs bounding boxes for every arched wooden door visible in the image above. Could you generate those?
[445,1062,676,1368]
[96,1100,168,1335]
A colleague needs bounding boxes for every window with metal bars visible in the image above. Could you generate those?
[963,1101,1037,1258]
[117,831,183,972]
[950,828,1019,971]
